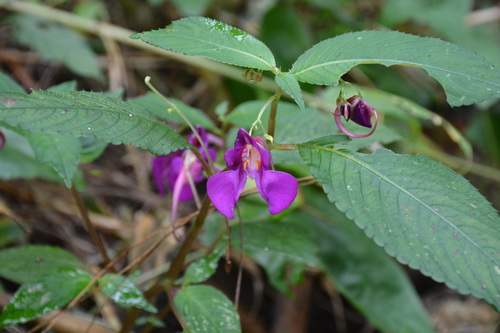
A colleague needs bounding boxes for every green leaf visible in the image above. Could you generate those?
[0,90,191,156]
[299,145,500,308]
[290,30,500,106]
[261,4,312,70]
[99,274,156,313]
[298,187,434,333]
[137,17,276,71]
[170,0,214,16]
[0,72,24,93]
[26,132,81,187]
[275,73,305,111]
[182,249,223,285]
[79,136,108,163]
[174,285,241,333]
[128,92,217,132]
[0,245,84,284]
[9,14,101,79]
[231,219,318,294]
[380,0,472,43]
[0,219,25,247]
[0,126,61,182]
[0,268,92,327]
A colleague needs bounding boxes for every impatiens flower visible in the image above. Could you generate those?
[152,125,221,222]
[207,128,298,219]
[334,96,378,138]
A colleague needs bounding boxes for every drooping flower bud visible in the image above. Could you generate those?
[334,96,378,138]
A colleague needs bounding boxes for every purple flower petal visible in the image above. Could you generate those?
[207,168,246,219]
[256,170,298,215]
[347,97,374,128]
[224,147,241,170]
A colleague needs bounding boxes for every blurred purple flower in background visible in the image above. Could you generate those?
[152,125,221,222]
[207,128,298,219]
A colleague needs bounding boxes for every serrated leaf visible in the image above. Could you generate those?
[0,126,61,182]
[26,132,81,187]
[100,274,156,313]
[182,249,223,285]
[0,245,84,284]
[290,31,500,106]
[0,90,191,156]
[299,145,500,307]
[137,17,276,71]
[275,73,305,111]
[9,14,101,79]
[297,187,434,333]
[0,268,92,327]
[174,285,241,333]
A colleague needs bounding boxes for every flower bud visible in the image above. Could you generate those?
[346,96,375,128]
[334,96,378,138]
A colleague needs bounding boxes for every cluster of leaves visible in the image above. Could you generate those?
[0,0,499,332]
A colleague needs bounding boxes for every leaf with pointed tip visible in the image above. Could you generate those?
[181,249,223,285]
[26,132,81,187]
[275,73,305,111]
[290,31,500,106]
[299,145,500,308]
[100,274,156,313]
[0,90,191,156]
[137,17,276,71]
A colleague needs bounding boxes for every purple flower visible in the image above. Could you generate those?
[152,125,221,221]
[207,128,298,219]
[334,96,378,138]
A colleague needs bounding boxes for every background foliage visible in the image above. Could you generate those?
[0,0,499,332]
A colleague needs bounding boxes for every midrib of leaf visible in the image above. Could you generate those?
[155,34,275,70]
[304,144,498,266]
[293,58,500,88]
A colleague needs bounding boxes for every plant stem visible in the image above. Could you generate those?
[267,88,283,139]
[70,185,114,271]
